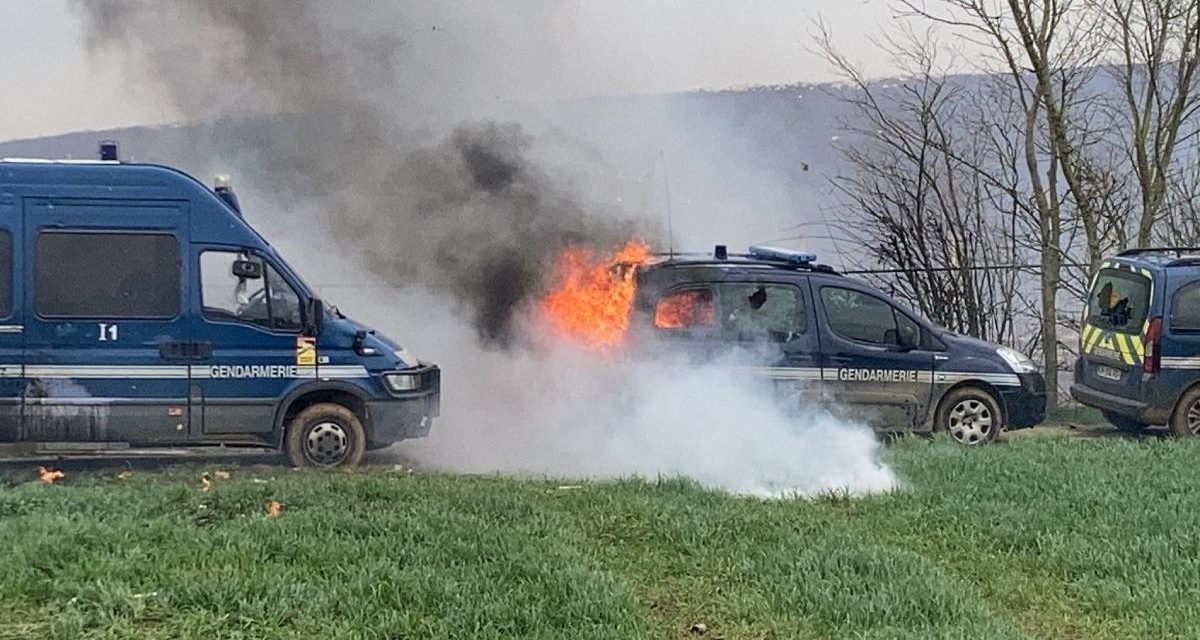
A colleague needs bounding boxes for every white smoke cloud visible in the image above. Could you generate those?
[305,274,895,498]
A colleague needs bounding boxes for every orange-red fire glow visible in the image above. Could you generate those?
[654,289,715,329]
[541,240,653,349]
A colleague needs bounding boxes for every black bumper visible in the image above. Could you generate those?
[367,364,441,443]
[1000,373,1048,429]
[1070,382,1169,424]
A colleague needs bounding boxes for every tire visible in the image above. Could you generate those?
[936,387,1003,445]
[285,403,367,468]
[1169,386,1200,438]
[1102,410,1149,433]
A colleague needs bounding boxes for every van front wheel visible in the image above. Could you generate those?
[286,403,367,467]
[936,387,1002,445]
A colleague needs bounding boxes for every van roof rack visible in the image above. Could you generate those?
[653,246,838,274]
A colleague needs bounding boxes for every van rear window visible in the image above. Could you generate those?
[1087,269,1150,334]
[35,232,180,319]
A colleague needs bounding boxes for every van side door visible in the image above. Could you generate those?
[190,247,309,436]
[22,199,190,443]
[813,283,935,429]
[0,199,21,439]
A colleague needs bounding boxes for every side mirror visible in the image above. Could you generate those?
[232,259,263,280]
[304,297,324,337]
[888,328,919,351]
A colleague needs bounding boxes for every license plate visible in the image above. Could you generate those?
[1096,365,1123,382]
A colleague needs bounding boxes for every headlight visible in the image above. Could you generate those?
[384,372,422,392]
[996,347,1038,374]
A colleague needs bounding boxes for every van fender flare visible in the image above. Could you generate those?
[928,380,1007,428]
[272,380,373,447]
[1166,380,1200,425]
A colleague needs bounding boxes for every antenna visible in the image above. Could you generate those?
[658,150,677,258]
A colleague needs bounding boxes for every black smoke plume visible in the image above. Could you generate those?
[71,0,651,344]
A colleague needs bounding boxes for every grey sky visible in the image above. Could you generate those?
[2,0,913,142]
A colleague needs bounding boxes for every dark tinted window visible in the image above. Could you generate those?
[1171,282,1200,331]
[36,232,179,318]
[821,286,913,346]
[0,230,11,318]
[1087,269,1150,334]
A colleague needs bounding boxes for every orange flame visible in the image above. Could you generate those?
[654,289,715,329]
[38,466,64,485]
[542,240,653,348]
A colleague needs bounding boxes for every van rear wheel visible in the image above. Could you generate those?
[936,387,1002,445]
[1169,387,1200,438]
[286,403,367,467]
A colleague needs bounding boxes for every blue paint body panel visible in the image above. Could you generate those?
[0,160,439,448]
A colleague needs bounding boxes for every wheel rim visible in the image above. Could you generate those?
[305,421,350,465]
[1186,401,1200,436]
[947,399,994,445]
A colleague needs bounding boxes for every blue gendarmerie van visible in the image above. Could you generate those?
[0,145,439,466]
[1072,248,1200,436]
[630,245,1047,444]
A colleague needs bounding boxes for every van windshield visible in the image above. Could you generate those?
[1087,269,1151,333]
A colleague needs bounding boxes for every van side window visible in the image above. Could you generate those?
[720,283,805,342]
[0,230,11,318]
[821,286,917,347]
[35,232,179,319]
[201,252,302,332]
[655,288,715,330]
[1171,283,1200,331]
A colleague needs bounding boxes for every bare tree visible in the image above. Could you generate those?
[1100,0,1200,246]
[891,0,1137,408]
[817,26,1025,345]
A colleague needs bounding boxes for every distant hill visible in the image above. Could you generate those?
[1,84,858,253]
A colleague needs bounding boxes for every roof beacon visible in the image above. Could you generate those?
[98,140,119,162]
[748,245,817,265]
[213,174,243,216]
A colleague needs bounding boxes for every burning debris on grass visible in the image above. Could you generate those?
[37,466,65,485]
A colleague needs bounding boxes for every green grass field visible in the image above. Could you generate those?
[2,432,1198,640]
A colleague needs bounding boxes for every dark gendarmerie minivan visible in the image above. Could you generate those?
[1072,248,1200,436]
[0,148,439,466]
[629,246,1047,444]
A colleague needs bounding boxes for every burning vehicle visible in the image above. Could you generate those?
[543,243,1046,444]
[0,145,439,466]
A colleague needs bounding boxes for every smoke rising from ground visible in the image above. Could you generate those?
[70,1,895,496]
[343,288,895,497]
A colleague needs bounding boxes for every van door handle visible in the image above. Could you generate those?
[160,341,213,361]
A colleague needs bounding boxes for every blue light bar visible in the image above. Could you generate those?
[748,245,817,265]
